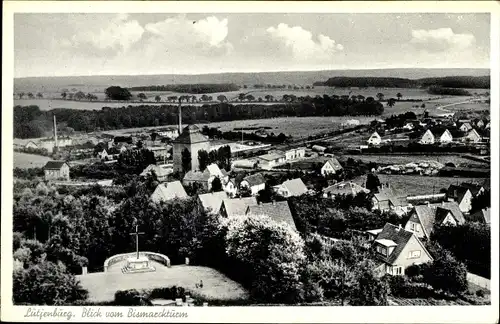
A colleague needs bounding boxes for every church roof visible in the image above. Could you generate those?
[173,125,209,144]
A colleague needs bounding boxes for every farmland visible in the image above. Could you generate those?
[352,174,486,196]
[14,152,51,169]
[342,154,486,167]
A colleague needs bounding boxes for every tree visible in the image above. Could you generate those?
[27,92,35,99]
[365,173,381,193]
[105,86,132,101]
[154,95,161,102]
[376,93,384,101]
[245,94,255,102]
[18,92,26,99]
[396,92,402,100]
[181,148,191,173]
[201,94,209,102]
[36,92,43,99]
[423,249,468,295]
[74,91,86,100]
[387,98,396,107]
[224,216,306,303]
[211,177,223,192]
[217,95,227,103]
[137,93,147,101]
[198,150,209,171]
[238,93,246,101]
[13,261,88,305]
[349,260,389,305]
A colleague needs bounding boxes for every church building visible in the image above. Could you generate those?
[172,125,210,173]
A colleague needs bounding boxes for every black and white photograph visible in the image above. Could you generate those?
[2,1,498,323]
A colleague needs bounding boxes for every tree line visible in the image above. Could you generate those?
[314,76,490,89]
[14,98,384,138]
[128,83,239,93]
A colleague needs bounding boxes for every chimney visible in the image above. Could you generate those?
[441,201,445,206]
[178,100,182,135]
[53,115,58,148]
[426,201,431,207]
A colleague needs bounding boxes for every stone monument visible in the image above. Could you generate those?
[122,224,156,273]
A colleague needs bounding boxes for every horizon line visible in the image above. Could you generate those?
[15,67,491,79]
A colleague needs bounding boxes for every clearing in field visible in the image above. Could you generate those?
[77,262,249,303]
[352,174,486,196]
[342,154,485,167]
[13,152,51,169]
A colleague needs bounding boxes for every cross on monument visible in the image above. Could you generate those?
[129,224,145,259]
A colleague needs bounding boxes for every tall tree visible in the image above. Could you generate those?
[396,92,403,100]
[181,148,191,173]
[365,173,381,193]
[154,95,161,102]
[198,150,209,171]
[376,93,384,101]
[211,177,223,192]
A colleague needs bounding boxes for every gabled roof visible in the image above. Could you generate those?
[44,161,69,170]
[151,181,188,202]
[221,197,258,217]
[435,128,452,138]
[242,173,266,187]
[323,181,369,196]
[459,182,484,196]
[279,178,308,197]
[206,163,224,178]
[258,153,285,161]
[173,125,209,144]
[183,169,211,182]
[198,191,228,214]
[467,129,481,139]
[323,158,343,171]
[433,201,465,224]
[373,186,405,203]
[246,201,297,230]
[374,223,415,264]
[468,208,491,224]
[447,185,471,203]
[420,129,435,139]
[370,132,381,139]
[409,205,436,239]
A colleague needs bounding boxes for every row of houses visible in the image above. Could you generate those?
[231,147,306,170]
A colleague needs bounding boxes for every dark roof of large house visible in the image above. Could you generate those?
[173,125,209,144]
[410,205,436,238]
[374,223,415,265]
[433,201,465,224]
[242,173,266,187]
[447,185,471,203]
[459,182,484,196]
[467,208,491,224]
[246,201,297,230]
[44,161,68,170]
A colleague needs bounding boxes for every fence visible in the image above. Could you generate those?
[103,251,171,272]
[467,272,490,290]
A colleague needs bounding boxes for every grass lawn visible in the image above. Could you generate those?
[342,154,481,167]
[352,174,487,196]
[13,152,51,169]
[77,262,249,303]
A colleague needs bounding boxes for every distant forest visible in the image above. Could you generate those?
[314,76,490,89]
[14,96,383,138]
[128,83,239,93]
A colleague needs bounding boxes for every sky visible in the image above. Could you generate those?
[14,13,490,77]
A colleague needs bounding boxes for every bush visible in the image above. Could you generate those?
[148,286,187,301]
[114,289,143,306]
[476,290,485,298]
[423,250,468,295]
[385,275,434,298]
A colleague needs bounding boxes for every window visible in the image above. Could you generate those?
[393,266,403,275]
[376,245,387,256]
[408,250,421,259]
[410,223,419,232]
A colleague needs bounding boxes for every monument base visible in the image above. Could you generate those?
[122,256,156,274]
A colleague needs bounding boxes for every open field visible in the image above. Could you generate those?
[342,154,485,167]
[77,262,249,303]
[13,152,51,169]
[352,174,486,195]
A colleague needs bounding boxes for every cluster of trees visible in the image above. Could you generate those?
[105,86,133,100]
[197,146,231,172]
[16,92,44,99]
[251,84,312,90]
[427,86,471,96]
[128,83,239,93]
[61,91,98,101]
[201,126,289,144]
[384,112,418,128]
[315,76,489,90]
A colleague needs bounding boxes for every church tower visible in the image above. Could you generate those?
[172,125,210,173]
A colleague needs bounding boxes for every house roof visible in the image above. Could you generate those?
[183,170,211,182]
[447,185,471,203]
[206,163,224,178]
[373,186,405,203]
[410,205,436,239]
[198,191,228,214]
[374,223,417,264]
[221,197,258,217]
[242,173,266,187]
[258,153,285,161]
[435,129,452,138]
[459,182,483,196]
[246,201,297,230]
[323,181,369,196]
[467,129,481,139]
[140,164,171,178]
[324,158,343,171]
[151,181,188,202]
[279,178,308,196]
[468,208,491,224]
[173,125,209,144]
[433,201,465,224]
[44,161,68,170]
[375,238,398,247]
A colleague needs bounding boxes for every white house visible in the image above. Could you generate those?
[367,132,382,146]
[273,178,308,198]
[436,129,453,143]
[224,178,238,197]
[419,129,435,145]
[321,158,343,176]
[25,141,39,149]
[459,122,473,133]
[257,153,286,169]
[239,173,266,196]
[284,147,306,161]
[447,185,473,213]
[464,129,482,143]
[402,122,414,131]
[151,181,188,203]
[98,149,109,160]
